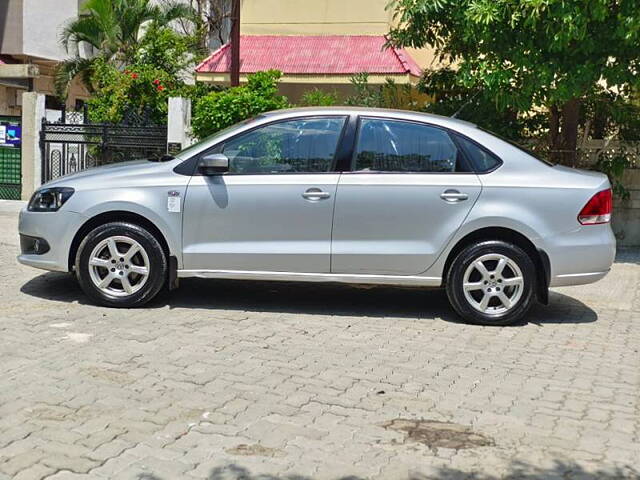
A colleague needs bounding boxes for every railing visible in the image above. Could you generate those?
[40,107,167,184]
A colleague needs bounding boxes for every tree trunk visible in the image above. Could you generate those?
[229,0,240,86]
[548,98,581,166]
[561,98,581,166]
[549,105,561,162]
[592,102,607,139]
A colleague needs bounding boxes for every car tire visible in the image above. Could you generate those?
[75,222,167,308]
[446,240,536,326]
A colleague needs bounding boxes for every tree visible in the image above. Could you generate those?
[189,0,232,49]
[388,0,640,164]
[56,0,197,97]
[418,68,546,141]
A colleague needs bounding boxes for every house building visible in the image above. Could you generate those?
[0,0,90,117]
[1,0,436,111]
[195,0,437,101]
[0,0,90,200]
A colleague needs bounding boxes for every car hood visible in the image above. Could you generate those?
[42,160,173,190]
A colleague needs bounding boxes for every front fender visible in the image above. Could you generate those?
[69,188,184,265]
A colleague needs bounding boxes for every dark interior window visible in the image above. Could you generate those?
[45,95,64,110]
[455,135,502,172]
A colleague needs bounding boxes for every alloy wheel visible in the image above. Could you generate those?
[88,236,150,297]
[462,253,524,315]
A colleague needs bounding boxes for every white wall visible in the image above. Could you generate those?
[21,0,80,61]
[0,0,80,61]
[21,92,45,200]
[0,0,23,55]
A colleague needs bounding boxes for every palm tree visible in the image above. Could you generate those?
[56,0,197,98]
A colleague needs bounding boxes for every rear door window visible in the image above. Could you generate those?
[353,118,470,173]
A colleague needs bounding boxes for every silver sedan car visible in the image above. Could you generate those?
[18,107,615,325]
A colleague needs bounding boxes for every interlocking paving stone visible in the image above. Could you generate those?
[0,201,639,479]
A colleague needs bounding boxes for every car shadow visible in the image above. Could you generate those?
[614,246,640,265]
[136,460,636,480]
[20,272,597,325]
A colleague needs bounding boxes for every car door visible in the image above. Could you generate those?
[183,116,348,273]
[331,116,482,275]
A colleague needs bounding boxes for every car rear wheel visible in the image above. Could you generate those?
[446,240,536,326]
[75,222,167,307]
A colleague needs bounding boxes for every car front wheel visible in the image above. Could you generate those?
[446,240,536,326]
[75,222,167,308]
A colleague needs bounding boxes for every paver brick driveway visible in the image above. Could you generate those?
[0,201,639,480]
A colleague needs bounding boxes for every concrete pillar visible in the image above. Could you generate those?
[21,92,46,200]
[167,97,193,155]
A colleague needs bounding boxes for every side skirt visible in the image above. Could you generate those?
[177,269,443,287]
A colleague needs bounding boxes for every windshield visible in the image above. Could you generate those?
[175,117,262,159]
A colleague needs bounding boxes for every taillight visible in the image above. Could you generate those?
[578,189,612,225]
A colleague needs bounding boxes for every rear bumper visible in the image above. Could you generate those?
[545,224,616,287]
[17,207,85,272]
[551,270,610,287]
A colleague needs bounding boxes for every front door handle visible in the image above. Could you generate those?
[440,189,469,202]
[302,188,331,201]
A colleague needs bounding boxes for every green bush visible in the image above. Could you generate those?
[344,73,430,111]
[87,59,175,124]
[594,151,633,200]
[87,26,210,125]
[299,88,338,106]
[191,70,290,139]
[345,73,384,108]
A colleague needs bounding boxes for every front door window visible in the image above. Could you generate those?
[223,117,346,174]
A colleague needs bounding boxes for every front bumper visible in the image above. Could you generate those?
[17,207,86,272]
[20,234,51,255]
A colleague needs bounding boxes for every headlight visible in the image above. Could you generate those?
[27,187,75,212]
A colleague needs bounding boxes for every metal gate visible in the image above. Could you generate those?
[40,107,167,184]
[0,116,22,200]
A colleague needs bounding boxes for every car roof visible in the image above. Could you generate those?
[261,106,478,130]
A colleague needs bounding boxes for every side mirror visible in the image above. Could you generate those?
[198,153,229,175]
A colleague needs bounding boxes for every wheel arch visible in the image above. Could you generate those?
[443,226,550,304]
[68,211,171,272]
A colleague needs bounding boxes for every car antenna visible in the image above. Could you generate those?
[451,90,482,119]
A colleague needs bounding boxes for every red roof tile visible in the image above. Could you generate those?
[196,35,422,77]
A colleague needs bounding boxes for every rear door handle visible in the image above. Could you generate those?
[302,188,331,200]
[440,189,468,202]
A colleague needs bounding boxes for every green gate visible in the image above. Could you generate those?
[0,116,21,200]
